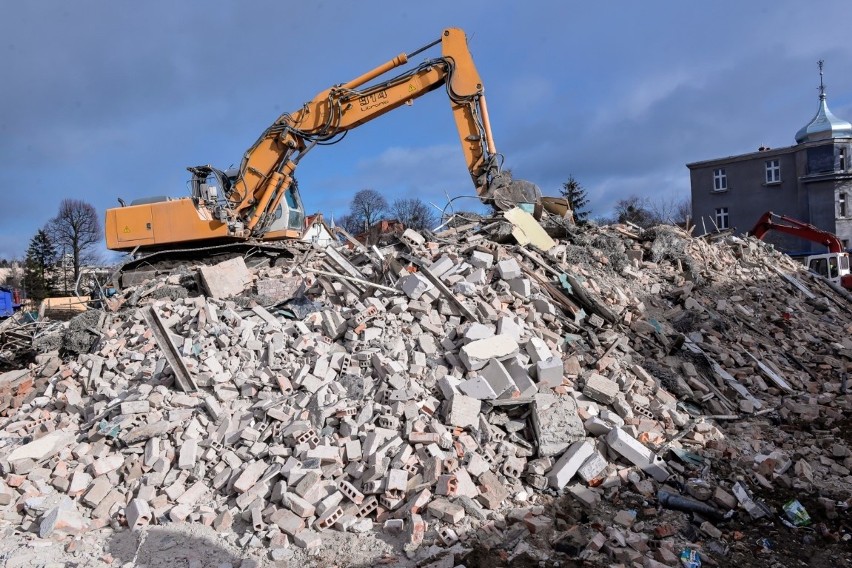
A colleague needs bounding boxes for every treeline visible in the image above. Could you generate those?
[13,199,102,304]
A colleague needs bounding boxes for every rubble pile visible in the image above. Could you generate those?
[0,216,850,567]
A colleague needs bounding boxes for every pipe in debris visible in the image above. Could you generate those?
[658,490,724,521]
[306,268,400,293]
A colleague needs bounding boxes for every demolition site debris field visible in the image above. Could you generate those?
[0,213,849,568]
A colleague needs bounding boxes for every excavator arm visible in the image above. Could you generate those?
[749,211,844,253]
[224,27,534,237]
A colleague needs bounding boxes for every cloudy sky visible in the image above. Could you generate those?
[3,1,852,260]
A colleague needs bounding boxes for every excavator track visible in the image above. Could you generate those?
[112,240,310,290]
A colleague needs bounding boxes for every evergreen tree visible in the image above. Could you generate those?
[22,229,57,304]
[560,175,590,224]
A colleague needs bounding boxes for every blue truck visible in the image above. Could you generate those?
[0,287,21,317]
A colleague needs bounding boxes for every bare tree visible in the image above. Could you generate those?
[336,213,363,236]
[649,196,692,226]
[347,189,388,233]
[613,195,654,228]
[47,199,102,287]
[391,198,438,231]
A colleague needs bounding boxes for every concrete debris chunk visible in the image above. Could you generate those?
[547,440,595,489]
[459,335,519,371]
[7,430,76,463]
[533,393,586,457]
[198,256,252,298]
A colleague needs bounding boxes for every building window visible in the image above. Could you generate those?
[714,207,729,229]
[840,147,847,171]
[765,159,780,183]
[713,168,727,191]
[841,193,848,217]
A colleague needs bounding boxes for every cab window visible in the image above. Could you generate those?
[809,258,828,277]
[829,256,839,278]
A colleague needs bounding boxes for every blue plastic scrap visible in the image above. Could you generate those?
[558,273,573,295]
[679,549,701,568]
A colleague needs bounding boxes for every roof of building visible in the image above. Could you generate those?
[795,61,852,143]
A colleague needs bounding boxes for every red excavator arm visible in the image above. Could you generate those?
[748,211,845,253]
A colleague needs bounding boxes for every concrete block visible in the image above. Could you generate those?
[426,498,465,524]
[344,438,362,462]
[401,228,426,246]
[568,484,599,508]
[199,257,252,298]
[315,505,344,531]
[480,359,518,398]
[547,440,595,489]
[605,428,670,482]
[458,375,497,400]
[125,498,152,530]
[583,373,620,405]
[386,469,408,493]
[533,393,586,457]
[445,394,481,428]
[462,323,495,343]
[469,250,493,269]
[452,468,479,499]
[67,471,92,496]
[465,452,490,478]
[507,278,531,296]
[270,508,304,536]
[120,400,151,414]
[7,430,75,464]
[90,454,124,477]
[337,479,364,505]
[578,451,608,482]
[496,258,522,280]
[39,498,87,538]
[496,315,523,342]
[178,439,198,470]
[399,273,433,300]
[525,337,553,364]
[82,477,112,507]
[294,471,322,499]
[503,357,538,398]
[535,357,564,387]
[583,417,614,436]
[427,255,455,278]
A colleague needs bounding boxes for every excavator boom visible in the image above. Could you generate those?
[749,211,844,253]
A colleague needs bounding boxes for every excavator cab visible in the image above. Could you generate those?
[264,182,306,238]
[187,165,305,239]
[806,252,852,288]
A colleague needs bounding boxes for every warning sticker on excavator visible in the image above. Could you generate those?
[123,226,130,233]
[408,84,415,92]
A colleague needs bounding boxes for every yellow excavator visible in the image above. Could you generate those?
[105,28,540,260]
